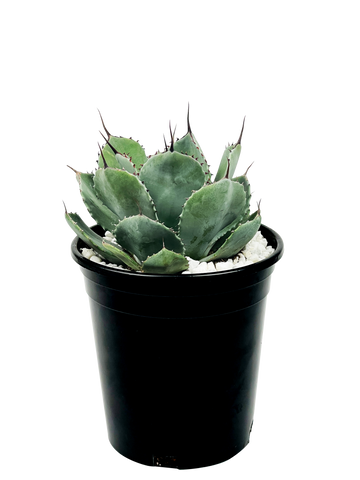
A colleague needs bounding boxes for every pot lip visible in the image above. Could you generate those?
[71,223,284,278]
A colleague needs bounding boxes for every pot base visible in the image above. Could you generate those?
[107,419,256,473]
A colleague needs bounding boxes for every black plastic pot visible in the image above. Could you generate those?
[70,224,284,469]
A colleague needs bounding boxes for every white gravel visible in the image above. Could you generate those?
[81,230,275,274]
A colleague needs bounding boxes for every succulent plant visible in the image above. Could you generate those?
[65,107,261,274]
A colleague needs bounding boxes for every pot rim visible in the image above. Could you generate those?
[71,223,284,278]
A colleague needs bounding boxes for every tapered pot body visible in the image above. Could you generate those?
[71,224,284,469]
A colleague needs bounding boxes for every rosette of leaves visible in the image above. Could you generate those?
[60,101,264,274]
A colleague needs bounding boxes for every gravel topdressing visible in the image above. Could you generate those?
[81,230,275,274]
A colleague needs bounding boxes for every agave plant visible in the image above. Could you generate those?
[65,107,261,274]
